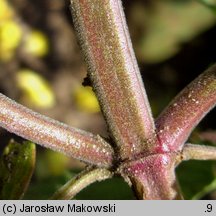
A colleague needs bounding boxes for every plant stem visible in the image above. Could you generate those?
[51,167,113,200]
[0,93,114,167]
[199,131,216,144]
[119,153,182,199]
[70,0,155,160]
[155,64,216,153]
[182,143,216,161]
[192,179,216,200]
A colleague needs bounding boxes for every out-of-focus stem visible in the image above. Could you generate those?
[0,93,114,167]
[182,143,216,161]
[155,64,216,153]
[199,131,216,144]
[70,0,155,160]
[192,179,216,200]
[51,167,113,200]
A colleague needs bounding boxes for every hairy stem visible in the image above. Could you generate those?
[51,167,113,200]
[70,0,155,160]
[182,143,216,161]
[155,64,216,153]
[0,93,114,167]
[119,153,182,199]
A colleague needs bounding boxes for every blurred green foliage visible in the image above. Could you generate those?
[177,160,216,199]
[0,140,36,199]
[197,0,216,13]
[132,0,216,63]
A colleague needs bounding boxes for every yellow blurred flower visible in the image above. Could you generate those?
[74,86,100,113]
[16,69,55,108]
[0,0,14,22]
[0,20,22,61]
[23,30,49,57]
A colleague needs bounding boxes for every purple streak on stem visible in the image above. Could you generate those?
[0,93,114,167]
[120,153,181,199]
[155,64,216,153]
[70,0,155,160]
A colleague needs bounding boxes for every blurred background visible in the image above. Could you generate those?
[0,0,216,199]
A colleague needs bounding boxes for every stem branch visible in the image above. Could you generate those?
[156,64,216,153]
[51,167,113,200]
[0,93,114,167]
[182,143,216,161]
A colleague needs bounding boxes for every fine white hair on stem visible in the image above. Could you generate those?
[70,0,156,160]
[156,64,216,153]
[182,143,216,161]
[0,93,114,167]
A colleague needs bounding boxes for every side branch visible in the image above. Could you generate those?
[182,143,216,161]
[0,93,114,167]
[70,0,155,160]
[51,167,113,200]
[155,64,216,153]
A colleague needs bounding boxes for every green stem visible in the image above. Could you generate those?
[51,167,113,200]
[192,179,216,200]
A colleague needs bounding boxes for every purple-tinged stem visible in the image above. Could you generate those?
[119,153,181,199]
[51,167,113,200]
[70,0,155,160]
[155,64,216,153]
[182,143,216,161]
[0,93,114,167]
[199,131,216,144]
